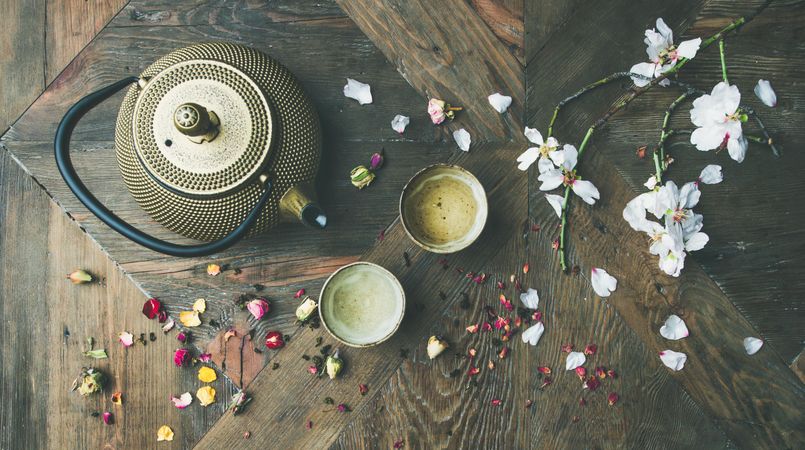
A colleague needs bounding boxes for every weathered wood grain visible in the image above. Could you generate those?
[336,0,526,141]
[524,0,584,64]
[0,0,45,135]
[45,0,128,83]
[0,149,227,449]
[470,0,525,63]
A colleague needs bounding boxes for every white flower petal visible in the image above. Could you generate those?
[684,232,708,252]
[537,156,555,174]
[743,337,763,355]
[644,176,658,190]
[698,164,723,185]
[488,93,513,113]
[676,38,701,59]
[521,322,545,346]
[561,144,578,171]
[690,125,725,151]
[754,79,777,107]
[630,62,658,87]
[655,18,673,45]
[571,180,600,205]
[659,315,689,340]
[453,128,471,152]
[591,267,617,297]
[516,147,539,171]
[659,350,687,371]
[679,181,700,209]
[524,127,543,145]
[545,194,564,218]
[727,135,748,163]
[391,115,410,133]
[343,78,372,105]
[565,351,586,371]
[537,169,565,191]
[519,288,539,310]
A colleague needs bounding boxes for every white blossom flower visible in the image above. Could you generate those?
[391,115,410,133]
[659,349,687,371]
[453,128,471,152]
[690,81,748,163]
[630,18,701,87]
[698,164,723,185]
[521,322,545,346]
[488,92,512,113]
[659,314,689,340]
[743,337,763,355]
[544,193,564,218]
[754,79,777,107]
[343,78,372,105]
[517,127,561,172]
[565,351,586,370]
[591,267,617,297]
[520,288,539,309]
[537,144,600,205]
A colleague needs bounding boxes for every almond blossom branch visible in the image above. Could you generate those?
[743,105,780,157]
[558,126,595,271]
[547,72,633,138]
[655,92,695,179]
[719,39,729,83]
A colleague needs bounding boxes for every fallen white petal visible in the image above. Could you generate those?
[754,79,777,107]
[453,128,471,152]
[591,267,617,297]
[565,351,586,371]
[698,164,723,185]
[521,322,544,346]
[545,194,564,218]
[343,78,372,105]
[516,147,539,171]
[743,337,763,355]
[519,288,539,310]
[391,114,410,133]
[659,315,689,340]
[524,127,543,145]
[488,93,512,113]
[171,392,193,409]
[659,350,687,371]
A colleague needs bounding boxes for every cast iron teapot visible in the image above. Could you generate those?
[55,42,327,257]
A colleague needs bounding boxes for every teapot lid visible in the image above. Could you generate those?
[132,58,275,196]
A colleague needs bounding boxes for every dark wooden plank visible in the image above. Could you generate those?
[0,149,225,449]
[0,0,45,135]
[45,0,128,83]
[524,0,583,64]
[470,0,525,63]
[336,0,526,140]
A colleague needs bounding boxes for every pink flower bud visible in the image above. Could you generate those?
[246,298,270,320]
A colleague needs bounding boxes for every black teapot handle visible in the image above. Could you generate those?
[54,77,272,258]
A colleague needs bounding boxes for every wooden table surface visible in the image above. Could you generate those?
[1,0,803,448]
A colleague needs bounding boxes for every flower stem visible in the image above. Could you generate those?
[558,126,596,271]
[547,72,633,138]
[742,105,780,156]
[719,39,729,83]
[656,92,694,178]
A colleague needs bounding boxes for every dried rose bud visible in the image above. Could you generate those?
[72,367,105,396]
[294,289,305,299]
[228,391,251,415]
[487,360,495,370]
[539,377,552,390]
[491,398,501,406]
[350,165,375,189]
[482,322,493,332]
[595,366,607,379]
[525,399,533,408]
[336,403,350,412]
[584,344,597,356]
[111,392,123,405]
[206,264,221,276]
[427,98,461,124]
[102,411,113,425]
[496,280,506,290]
[551,239,560,251]
[467,366,480,376]
[498,347,509,359]
[579,397,587,407]
[369,151,384,171]
[359,384,369,395]
[575,366,587,380]
[583,376,601,391]
[246,298,270,320]
[561,343,573,353]
[608,392,619,406]
[67,269,93,284]
[265,331,284,350]
[523,263,530,274]
[426,336,449,360]
[308,365,318,375]
[295,296,318,322]
[537,366,551,375]
[176,332,188,343]
[514,316,523,328]
[467,348,477,358]
[326,350,344,380]
[607,369,617,379]
[466,324,479,334]
[532,311,542,322]
[173,348,190,367]
[142,298,162,320]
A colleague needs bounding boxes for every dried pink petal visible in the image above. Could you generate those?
[466,324,479,334]
[498,347,509,359]
[467,366,480,376]
[608,392,619,406]
[561,343,573,353]
[171,392,193,409]
[583,344,597,356]
[575,366,587,380]
[294,289,305,299]
[537,366,551,375]
[491,398,502,406]
[119,331,134,348]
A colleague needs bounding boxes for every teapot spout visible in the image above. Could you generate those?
[279,182,327,229]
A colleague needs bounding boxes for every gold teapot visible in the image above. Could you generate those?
[55,42,326,257]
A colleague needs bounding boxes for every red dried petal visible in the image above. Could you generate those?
[575,366,587,380]
[531,224,541,232]
[308,365,318,374]
[561,343,573,353]
[102,411,113,425]
[142,298,161,319]
[482,322,493,332]
[522,263,530,274]
[467,366,480,376]
[583,344,597,356]
[583,376,601,391]
[499,294,513,311]
[491,398,502,406]
[525,399,533,408]
[498,347,509,359]
[393,439,404,449]
[466,324,479,334]
[532,311,542,322]
[551,239,560,251]
[539,377,552,390]
[336,403,349,412]
[173,348,189,367]
[359,384,369,395]
[608,392,619,406]
[537,366,551,375]
[157,310,168,323]
[595,366,607,379]
[514,316,523,328]
[468,348,477,358]
[305,420,313,430]
[265,331,285,350]
[294,289,305,299]
[496,281,506,290]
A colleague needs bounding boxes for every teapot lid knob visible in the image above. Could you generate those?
[173,103,220,144]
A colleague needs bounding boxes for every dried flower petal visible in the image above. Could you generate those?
[498,347,509,359]
[523,263,530,274]
[359,384,369,395]
[171,392,192,409]
[583,344,597,356]
[540,377,553,389]
[307,365,318,374]
[583,376,601,391]
[177,331,188,343]
[162,319,175,333]
[491,398,502,406]
[453,128,471,152]
[487,360,495,370]
[608,392,619,406]
[198,366,217,383]
[67,269,93,284]
[179,311,201,327]
[467,366,480,376]
[591,267,617,297]
[111,392,123,405]
[743,337,763,355]
[427,336,449,359]
[466,324,479,334]
[659,350,687,371]
[561,343,573,353]
[499,294,513,311]
[296,296,318,321]
[391,114,410,134]
[595,366,607,379]
[294,289,306,299]
[173,348,190,367]
[660,315,689,340]
[565,351,586,371]
[575,366,587,380]
[246,298,270,320]
[196,386,216,406]
[157,425,174,442]
[199,353,212,363]
[488,92,512,113]
[265,331,284,350]
[607,369,617,379]
[142,298,161,319]
[102,411,113,425]
[525,399,533,408]
[481,322,493,332]
[119,331,134,348]
[206,264,221,276]
[468,348,477,358]
[343,78,372,105]
[192,298,206,313]
[336,403,350,412]
[537,366,551,375]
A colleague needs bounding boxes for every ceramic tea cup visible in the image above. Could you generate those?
[319,262,405,347]
[400,164,488,254]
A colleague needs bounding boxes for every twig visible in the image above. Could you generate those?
[558,126,595,271]
[719,39,729,83]
[743,105,780,157]
[547,72,634,137]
